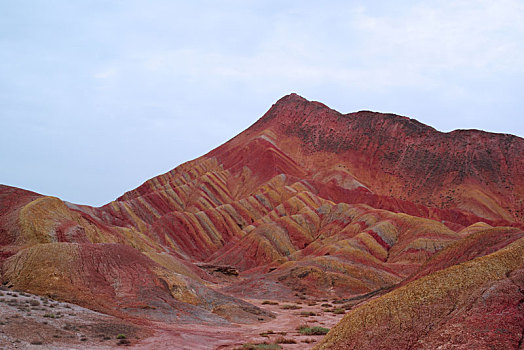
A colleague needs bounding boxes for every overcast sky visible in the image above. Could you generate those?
[1,0,523,206]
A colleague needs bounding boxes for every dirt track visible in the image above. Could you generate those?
[133,298,345,350]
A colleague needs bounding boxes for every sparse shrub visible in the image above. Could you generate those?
[300,311,317,317]
[261,301,278,305]
[296,324,309,331]
[259,330,274,337]
[332,308,345,314]
[116,334,127,339]
[275,336,296,344]
[43,313,55,318]
[298,326,329,335]
[280,304,301,310]
[241,343,282,350]
[260,330,287,337]
[29,300,40,306]
[321,303,331,307]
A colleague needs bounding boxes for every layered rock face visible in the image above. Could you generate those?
[1,94,523,348]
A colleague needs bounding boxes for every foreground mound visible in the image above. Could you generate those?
[314,236,524,349]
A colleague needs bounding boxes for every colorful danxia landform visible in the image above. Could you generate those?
[1,94,523,349]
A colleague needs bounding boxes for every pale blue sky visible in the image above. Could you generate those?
[1,0,523,206]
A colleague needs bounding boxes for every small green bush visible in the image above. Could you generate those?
[298,326,329,335]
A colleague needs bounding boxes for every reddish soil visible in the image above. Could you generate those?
[0,282,349,350]
[133,297,346,350]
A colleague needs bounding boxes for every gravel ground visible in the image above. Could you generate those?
[0,287,145,349]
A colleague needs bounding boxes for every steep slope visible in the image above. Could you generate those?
[245,94,523,223]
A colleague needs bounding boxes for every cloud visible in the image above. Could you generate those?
[351,1,524,73]
[107,0,523,95]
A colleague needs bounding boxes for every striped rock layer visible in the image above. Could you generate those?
[1,94,523,347]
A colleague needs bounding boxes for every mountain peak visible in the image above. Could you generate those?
[253,93,338,129]
[275,92,308,104]
[273,93,332,110]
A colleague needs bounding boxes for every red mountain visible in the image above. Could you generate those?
[1,94,523,349]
